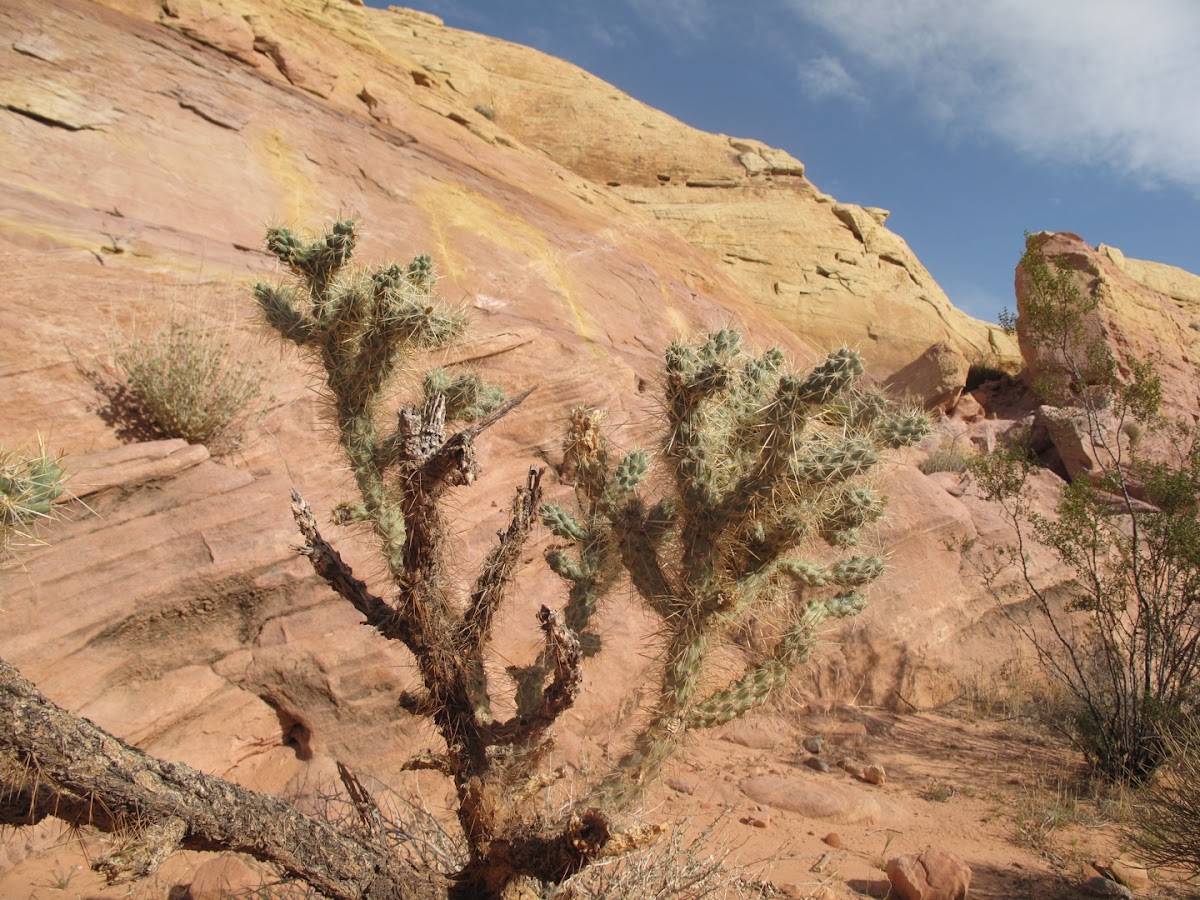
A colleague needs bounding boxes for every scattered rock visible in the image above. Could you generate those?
[863,764,886,785]
[1079,875,1134,899]
[950,392,984,422]
[804,756,831,773]
[740,810,770,828]
[665,776,698,796]
[803,734,824,754]
[1108,858,1150,890]
[885,849,971,900]
[822,832,842,849]
[739,775,890,825]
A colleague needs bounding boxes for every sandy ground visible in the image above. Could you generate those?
[4,701,1196,899]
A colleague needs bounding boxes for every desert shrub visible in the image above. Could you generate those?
[113,309,263,451]
[970,233,1200,784]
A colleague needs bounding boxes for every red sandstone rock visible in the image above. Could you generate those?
[885,849,972,900]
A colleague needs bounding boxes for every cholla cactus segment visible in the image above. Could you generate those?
[665,332,735,400]
[253,283,315,346]
[265,220,357,281]
[370,262,404,293]
[422,369,506,422]
[684,659,789,729]
[406,253,435,289]
[779,559,833,586]
[264,225,305,266]
[699,328,741,363]
[0,443,65,556]
[831,555,885,586]
[776,555,880,590]
[325,220,357,268]
[683,600,829,730]
[792,347,864,406]
[540,504,587,542]
[776,601,831,663]
[740,347,784,392]
[563,407,609,505]
[794,438,879,484]
[821,385,889,430]
[825,590,868,618]
[545,547,586,583]
[821,484,885,535]
[876,412,932,449]
[644,497,677,539]
[611,450,649,495]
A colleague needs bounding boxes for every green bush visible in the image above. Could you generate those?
[114,311,263,451]
[970,233,1200,784]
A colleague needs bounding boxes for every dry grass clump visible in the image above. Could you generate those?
[547,816,765,899]
[110,308,265,452]
[918,440,973,476]
[1125,716,1200,878]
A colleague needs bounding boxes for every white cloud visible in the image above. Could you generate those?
[782,0,1200,191]
[624,0,715,43]
[796,54,864,104]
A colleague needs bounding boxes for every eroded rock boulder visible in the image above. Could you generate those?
[887,341,971,411]
[885,849,972,900]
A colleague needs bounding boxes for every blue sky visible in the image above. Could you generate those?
[371,1,1200,324]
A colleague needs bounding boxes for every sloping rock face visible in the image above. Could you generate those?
[386,12,1017,378]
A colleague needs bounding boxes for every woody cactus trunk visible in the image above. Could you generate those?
[254,221,928,895]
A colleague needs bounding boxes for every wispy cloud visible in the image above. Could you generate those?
[586,19,635,49]
[624,0,715,43]
[796,54,864,104]
[783,0,1200,191]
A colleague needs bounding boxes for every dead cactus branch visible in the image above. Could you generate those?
[0,658,442,899]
